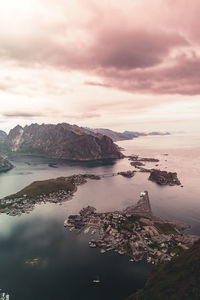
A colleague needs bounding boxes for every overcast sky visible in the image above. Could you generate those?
[0,0,200,133]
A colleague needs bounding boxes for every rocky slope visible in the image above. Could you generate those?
[5,123,123,160]
[127,240,200,300]
[0,155,13,173]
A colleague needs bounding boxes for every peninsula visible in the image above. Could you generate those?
[64,191,199,264]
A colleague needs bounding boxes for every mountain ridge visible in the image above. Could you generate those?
[2,123,123,161]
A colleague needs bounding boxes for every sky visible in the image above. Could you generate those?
[0,0,200,133]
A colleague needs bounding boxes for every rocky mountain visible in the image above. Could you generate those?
[0,155,13,173]
[5,123,123,160]
[127,240,200,300]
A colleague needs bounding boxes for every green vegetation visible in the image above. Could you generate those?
[127,240,200,300]
[154,222,177,234]
[5,177,75,199]
[123,223,135,231]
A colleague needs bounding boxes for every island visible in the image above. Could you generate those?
[128,155,181,186]
[64,191,199,264]
[0,174,101,216]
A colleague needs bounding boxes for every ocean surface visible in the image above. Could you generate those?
[0,134,200,299]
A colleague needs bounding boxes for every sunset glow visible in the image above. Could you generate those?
[0,0,200,133]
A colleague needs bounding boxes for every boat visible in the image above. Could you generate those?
[92,276,101,283]
[100,249,106,254]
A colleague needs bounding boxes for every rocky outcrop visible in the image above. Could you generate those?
[117,170,135,178]
[6,123,123,160]
[148,169,181,186]
[0,156,13,173]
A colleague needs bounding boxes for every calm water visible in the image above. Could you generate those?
[0,134,200,299]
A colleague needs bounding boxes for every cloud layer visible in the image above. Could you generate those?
[0,0,200,132]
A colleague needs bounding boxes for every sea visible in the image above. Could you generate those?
[0,134,200,300]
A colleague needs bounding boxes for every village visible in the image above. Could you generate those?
[64,191,199,265]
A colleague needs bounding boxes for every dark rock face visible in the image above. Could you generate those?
[0,156,13,173]
[149,169,181,186]
[6,123,123,160]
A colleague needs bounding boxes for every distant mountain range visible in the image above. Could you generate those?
[127,240,200,300]
[0,123,123,161]
[0,123,170,163]
[87,128,170,142]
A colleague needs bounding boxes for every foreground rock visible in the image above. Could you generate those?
[0,155,13,173]
[127,240,200,300]
[3,123,123,160]
[64,191,198,264]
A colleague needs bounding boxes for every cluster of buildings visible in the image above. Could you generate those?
[0,290,9,300]
[64,192,195,264]
[0,189,73,216]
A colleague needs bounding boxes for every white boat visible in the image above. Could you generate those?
[92,276,101,283]
[100,249,106,254]
[93,279,100,283]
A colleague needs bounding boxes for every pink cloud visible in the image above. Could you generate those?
[1,0,200,99]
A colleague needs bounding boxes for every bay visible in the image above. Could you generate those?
[0,134,199,299]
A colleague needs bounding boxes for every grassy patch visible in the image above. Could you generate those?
[5,177,75,199]
[154,222,177,234]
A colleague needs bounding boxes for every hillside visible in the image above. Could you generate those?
[4,123,123,160]
[127,240,200,300]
